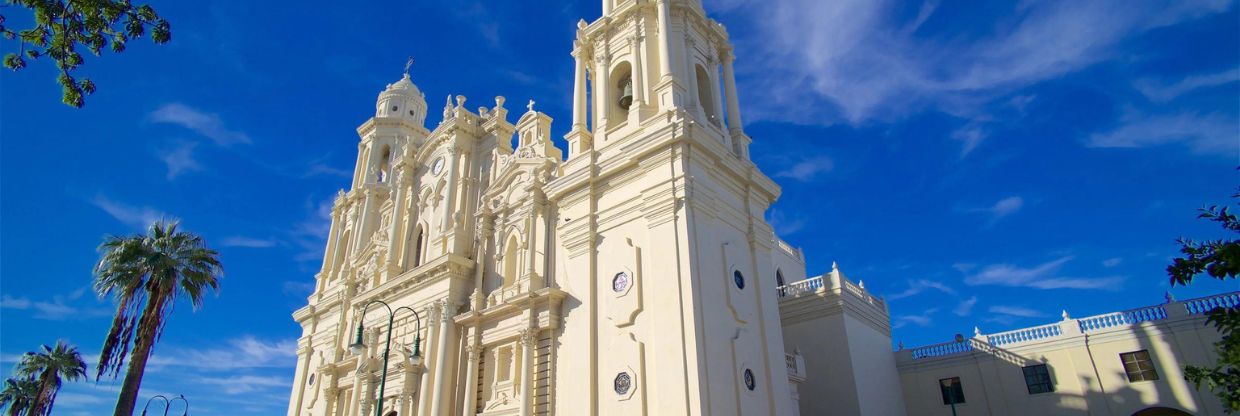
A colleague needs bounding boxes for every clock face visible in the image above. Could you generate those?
[431,157,445,175]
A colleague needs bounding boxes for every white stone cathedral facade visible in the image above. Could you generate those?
[286,1,1232,415]
[288,1,805,414]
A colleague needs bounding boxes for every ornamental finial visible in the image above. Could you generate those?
[404,56,414,76]
[527,99,536,113]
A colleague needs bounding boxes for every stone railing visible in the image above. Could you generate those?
[779,276,825,298]
[777,274,886,311]
[910,338,979,360]
[1185,292,1240,315]
[774,237,804,263]
[899,291,1239,361]
[1077,304,1167,333]
[988,322,1063,347]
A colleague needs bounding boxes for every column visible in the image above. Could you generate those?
[441,146,460,233]
[722,50,744,134]
[473,211,494,311]
[602,0,612,16]
[630,32,646,109]
[656,0,673,82]
[571,48,588,131]
[386,169,411,271]
[461,344,481,415]
[418,304,439,416]
[593,52,611,142]
[518,329,536,416]
[429,301,457,416]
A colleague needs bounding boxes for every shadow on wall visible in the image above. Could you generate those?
[901,314,1222,416]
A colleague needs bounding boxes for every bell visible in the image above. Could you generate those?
[618,79,634,110]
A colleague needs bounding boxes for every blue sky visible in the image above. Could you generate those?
[1,0,1236,414]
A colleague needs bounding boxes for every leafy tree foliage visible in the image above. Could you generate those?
[94,220,221,416]
[1,0,171,107]
[0,340,87,416]
[0,378,39,416]
[1170,189,1240,411]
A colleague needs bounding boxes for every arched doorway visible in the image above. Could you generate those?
[1132,407,1191,416]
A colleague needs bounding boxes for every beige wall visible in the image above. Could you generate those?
[896,297,1233,416]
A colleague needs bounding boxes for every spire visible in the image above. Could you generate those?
[404,56,414,77]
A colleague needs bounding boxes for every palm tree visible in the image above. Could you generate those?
[93,220,222,416]
[0,377,39,415]
[12,340,87,415]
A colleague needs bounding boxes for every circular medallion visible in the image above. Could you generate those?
[614,372,632,395]
[743,368,755,391]
[431,157,445,175]
[733,270,745,290]
[612,272,630,293]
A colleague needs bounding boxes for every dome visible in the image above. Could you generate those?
[375,73,428,126]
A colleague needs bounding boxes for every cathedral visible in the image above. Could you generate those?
[286,1,1232,415]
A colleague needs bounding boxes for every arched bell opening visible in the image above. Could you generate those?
[610,61,634,123]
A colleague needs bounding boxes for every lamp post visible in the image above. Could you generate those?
[169,394,189,416]
[139,395,168,416]
[350,299,423,416]
[941,378,958,416]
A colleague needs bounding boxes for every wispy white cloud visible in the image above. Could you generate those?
[774,156,833,181]
[893,308,938,329]
[90,194,169,229]
[0,293,109,321]
[149,103,251,146]
[961,256,1124,290]
[887,279,956,301]
[988,305,1045,318]
[289,195,336,263]
[195,374,292,395]
[221,236,278,248]
[767,208,807,236]
[716,0,1232,126]
[1102,257,1123,267]
[954,296,978,316]
[148,336,296,371]
[159,141,203,180]
[1086,111,1239,155]
[1136,68,1240,102]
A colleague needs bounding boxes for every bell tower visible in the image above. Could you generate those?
[564,0,750,161]
[551,1,792,415]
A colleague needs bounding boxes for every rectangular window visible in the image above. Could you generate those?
[1022,364,1054,394]
[1121,350,1159,382]
[939,377,965,405]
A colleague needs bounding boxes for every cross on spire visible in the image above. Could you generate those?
[527,99,536,113]
[404,56,414,76]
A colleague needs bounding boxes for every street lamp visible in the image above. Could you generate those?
[940,378,959,416]
[350,300,423,416]
[139,395,168,416]
[169,394,189,416]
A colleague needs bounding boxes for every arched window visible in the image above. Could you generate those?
[377,145,392,183]
[503,235,520,286]
[776,269,785,287]
[406,224,424,269]
[695,64,717,123]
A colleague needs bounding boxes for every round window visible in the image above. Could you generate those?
[612,272,630,292]
[409,110,415,116]
[743,368,755,391]
[392,106,399,112]
[733,270,745,290]
[614,372,632,395]
[308,373,316,386]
